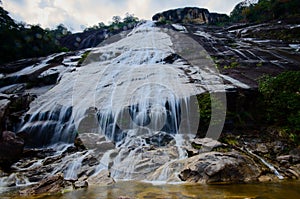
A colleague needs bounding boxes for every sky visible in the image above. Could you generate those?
[2,0,243,32]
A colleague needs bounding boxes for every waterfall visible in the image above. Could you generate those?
[245,148,284,180]
[64,151,90,181]
[18,20,202,148]
[15,21,246,182]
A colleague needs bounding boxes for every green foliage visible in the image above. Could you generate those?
[77,51,91,66]
[221,135,239,146]
[197,93,212,128]
[230,0,300,23]
[256,62,263,67]
[154,16,172,26]
[197,92,226,133]
[84,13,139,32]
[191,142,202,149]
[259,71,300,134]
[224,61,239,69]
[230,1,249,22]
[0,6,70,64]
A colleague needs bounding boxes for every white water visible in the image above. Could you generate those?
[64,151,91,181]
[21,21,198,145]
[16,21,251,182]
[245,148,284,180]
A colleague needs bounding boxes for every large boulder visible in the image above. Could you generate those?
[0,131,24,168]
[0,99,10,131]
[19,173,71,195]
[191,138,224,152]
[75,133,115,153]
[179,151,261,184]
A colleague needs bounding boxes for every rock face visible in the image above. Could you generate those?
[59,24,135,51]
[0,58,41,74]
[179,151,261,184]
[0,131,24,168]
[152,7,229,24]
[59,29,108,51]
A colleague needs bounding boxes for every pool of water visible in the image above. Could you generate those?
[3,181,300,199]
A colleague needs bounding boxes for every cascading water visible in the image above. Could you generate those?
[15,20,247,182]
[19,21,200,145]
[245,147,284,180]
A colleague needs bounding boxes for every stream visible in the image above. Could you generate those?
[1,181,300,199]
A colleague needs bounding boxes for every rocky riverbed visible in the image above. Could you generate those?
[0,132,299,197]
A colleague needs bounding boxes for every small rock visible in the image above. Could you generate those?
[289,147,300,163]
[289,164,300,175]
[74,180,88,189]
[82,155,99,167]
[286,168,299,179]
[145,131,174,146]
[87,170,115,186]
[74,136,87,150]
[277,155,292,163]
[76,133,106,150]
[258,175,272,182]
[272,141,285,154]
[191,137,223,152]
[255,143,268,154]
[95,141,115,153]
[118,196,131,199]
[184,146,199,157]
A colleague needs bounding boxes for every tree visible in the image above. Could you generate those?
[230,2,248,22]
[230,0,300,23]
[112,15,121,24]
[98,22,106,28]
[0,6,17,28]
[53,24,71,38]
[123,13,138,24]
[259,71,300,132]
[0,5,69,64]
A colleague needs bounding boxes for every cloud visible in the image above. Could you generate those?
[2,0,242,32]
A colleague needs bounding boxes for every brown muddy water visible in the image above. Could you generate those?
[2,181,300,199]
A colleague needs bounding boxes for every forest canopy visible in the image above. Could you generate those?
[0,3,70,64]
[230,0,300,23]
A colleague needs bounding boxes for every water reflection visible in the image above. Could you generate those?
[8,181,299,199]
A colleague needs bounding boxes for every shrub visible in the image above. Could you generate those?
[259,71,300,134]
[78,51,91,66]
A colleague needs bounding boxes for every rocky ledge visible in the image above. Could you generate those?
[0,132,299,197]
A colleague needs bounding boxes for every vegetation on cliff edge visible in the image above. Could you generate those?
[230,0,300,23]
